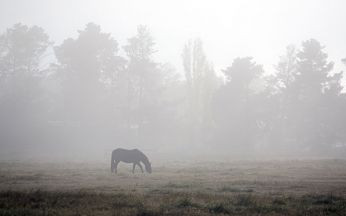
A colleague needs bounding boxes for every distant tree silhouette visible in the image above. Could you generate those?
[0,23,51,150]
[123,25,169,146]
[213,57,265,150]
[293,39,333,149]
[273,39,345,152]
[182,38,218,146]
[53,23,125,149]
[275,45,298,90]
[1,21,346,159]
[266,46,299,150]
[54,23,123,122]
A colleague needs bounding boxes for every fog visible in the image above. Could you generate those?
[1,0,346,162]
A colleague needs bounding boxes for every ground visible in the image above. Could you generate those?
[1,159,346,215]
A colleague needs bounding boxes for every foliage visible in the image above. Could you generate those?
[0,23,346,157]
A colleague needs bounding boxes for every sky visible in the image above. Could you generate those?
[1,0,346,75]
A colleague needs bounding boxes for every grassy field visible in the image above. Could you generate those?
[1,159,346,215]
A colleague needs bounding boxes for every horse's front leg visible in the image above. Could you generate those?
[114,161,119,174]
[132,163,136,174]
[137,163,143,173]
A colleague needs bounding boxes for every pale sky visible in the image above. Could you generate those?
[1,0,346,75]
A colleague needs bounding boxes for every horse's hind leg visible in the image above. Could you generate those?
[137,163,143,173]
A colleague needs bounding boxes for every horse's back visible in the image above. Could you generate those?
[112,148,142,163]
[113,148,139,154]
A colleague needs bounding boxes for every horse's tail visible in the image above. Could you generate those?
[111,151,115,173]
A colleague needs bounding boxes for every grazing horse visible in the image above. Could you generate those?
[111,148,152,174]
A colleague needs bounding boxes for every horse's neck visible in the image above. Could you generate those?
[140,156,149,166]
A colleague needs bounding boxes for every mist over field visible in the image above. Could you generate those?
[1,0,346,162]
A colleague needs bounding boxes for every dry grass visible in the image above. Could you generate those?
[1,159,346,215]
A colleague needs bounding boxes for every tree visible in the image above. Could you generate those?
[267,45,299,150]
[182,38,218,146]
[54,23,123,123]
[222,57,263,97]
[0,23,51,79]
[123,25,166,146]
[286,39,338,151]
[0,23,51,151]
[0,23,51,102]
[53,23,125,153]
[275,45,298,90]
[342,58,346,65]
[212,57,264,150]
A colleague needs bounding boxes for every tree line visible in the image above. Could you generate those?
[0,23,345,158]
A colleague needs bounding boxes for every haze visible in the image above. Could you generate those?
[1,0,346,73]
[1,0,346,162]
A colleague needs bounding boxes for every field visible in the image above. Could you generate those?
[1,159,346,215]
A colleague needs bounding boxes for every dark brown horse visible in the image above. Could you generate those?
[111,148,152,174]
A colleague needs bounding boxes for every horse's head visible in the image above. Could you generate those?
[145,162,152,174]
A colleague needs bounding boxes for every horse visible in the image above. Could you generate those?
[111,148,152,174]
